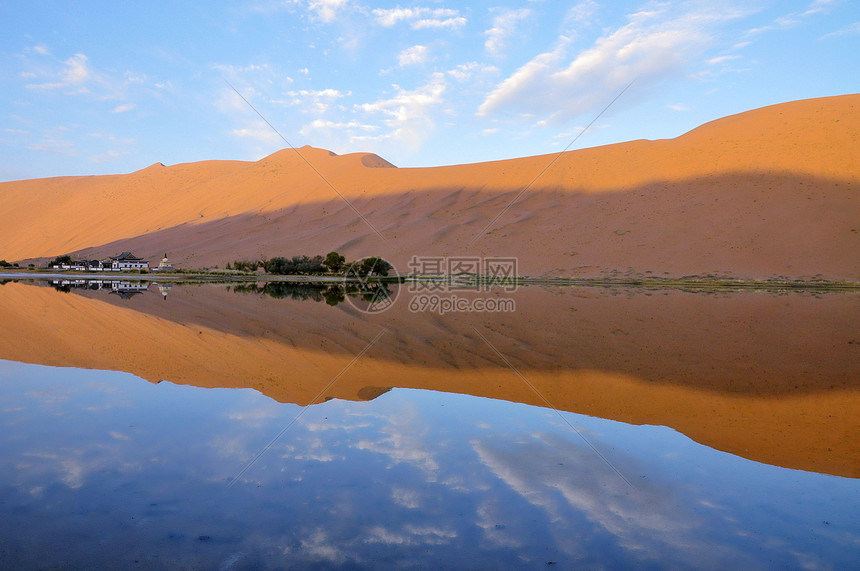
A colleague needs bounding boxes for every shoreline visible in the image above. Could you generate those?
[3,270,860,292]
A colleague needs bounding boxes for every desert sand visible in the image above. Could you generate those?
[1,94,858,279]
[0,280,857,478]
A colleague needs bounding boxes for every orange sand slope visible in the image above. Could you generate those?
[1,94,858,279]
[0,281,857,478]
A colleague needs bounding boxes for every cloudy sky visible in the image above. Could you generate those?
[0,0,857,180]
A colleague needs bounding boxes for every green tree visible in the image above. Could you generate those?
[48,255,72,267]
[324,251,346,273]
[359,257,392,277]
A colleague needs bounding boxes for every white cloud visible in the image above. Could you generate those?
[286,88,351,114]
[666,103,689,111]
[820,21,860,39]
[288,88,349,98]
[803,0,835,17]
[23,52,143,103]
[398,45,429,67]
[111,103,136,114]
[372,7,466,30]
[231,121,282,144]
[447,61,500,83]
[28,138,76,155]
[484,8,531,56]
[357,73,446,150]
[413,16,466,30]
[90,150,122,163]
[25,53,91,91]
[707,55,741,65]
[565,0,598,25]
[307,0,349,23]
[478,4,743,125]
[213,63,272,77]
[300,119,378,136]
[747,0,835,35]
[61,53,91,84]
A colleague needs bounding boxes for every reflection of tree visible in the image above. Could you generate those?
[229,282,396,308]
[345,282,395,304]
[232,282,347,305]
[323,286,345,306]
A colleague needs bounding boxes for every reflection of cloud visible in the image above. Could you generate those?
[353,406,439,477]
[471,432,729,565]
[391,487,420,508]
[300,528,347,563]
[22,452,85,489]
[475,501,523,549]
[226,403,281,425]
[365,524,456,546]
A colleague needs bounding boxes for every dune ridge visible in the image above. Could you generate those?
[0,95,857,279]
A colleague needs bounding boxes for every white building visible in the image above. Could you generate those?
[109,252,151,271]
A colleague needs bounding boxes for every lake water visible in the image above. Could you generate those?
[0,279,858,569]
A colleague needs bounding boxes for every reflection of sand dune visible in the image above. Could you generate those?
[2,95,858,280]
[0,281,857,478]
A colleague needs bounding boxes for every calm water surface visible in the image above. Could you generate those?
[0,280,858,569]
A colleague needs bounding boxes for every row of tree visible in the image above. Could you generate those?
[227,251,393,278]
[48,255,73,267]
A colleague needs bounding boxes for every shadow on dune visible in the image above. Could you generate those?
[29,171,856,282]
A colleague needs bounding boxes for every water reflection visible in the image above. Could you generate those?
[51,278,151,298]
[0,279,858,480]
[47,277,398,307]
[1,360,857,569]
[230,280,397,308]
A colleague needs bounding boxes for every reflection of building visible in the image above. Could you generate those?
[51,279,149,298]
[154,282,172,300]
[156,253,174,272]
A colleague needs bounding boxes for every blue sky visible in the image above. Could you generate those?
[1,0,857,181]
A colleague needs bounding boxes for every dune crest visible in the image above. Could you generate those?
[0,95,857,279]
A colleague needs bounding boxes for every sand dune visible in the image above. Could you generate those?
[1,95,857,279]
[0,281,857,478]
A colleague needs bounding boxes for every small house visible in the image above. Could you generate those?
[109,252,151,271]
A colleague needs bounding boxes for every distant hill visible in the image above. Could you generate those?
[1,95,857,280]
